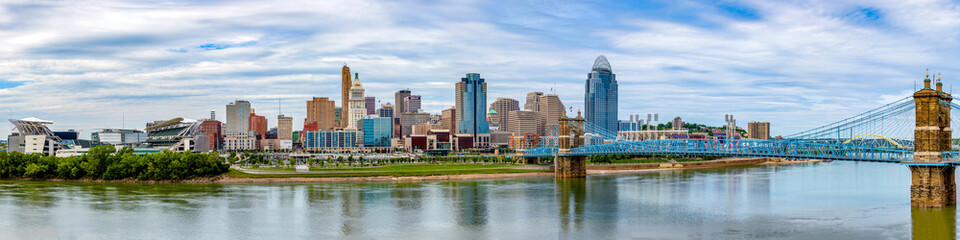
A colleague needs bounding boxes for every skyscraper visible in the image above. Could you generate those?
[394,90,411,114]
[347,73,367,130]
[537,94,565,135]
[404,95,421,113]
[441,107,457,133]
[455,73,490,141]
[334,107,342,127]
[490,98,519,132]
[585,55,618,134]
[400,112,431,137]
[226,100,251,135]
[673,117,683,130]
[278,114,293,140]
[224,100,256,150]
[524,92,543,111]
[305,97,337,131]
[378,103,394,118]
[250,109,267,139]
[748,121,770,140]
[341,64,352,129]
[365,97,376,115]
[508,110,540,137]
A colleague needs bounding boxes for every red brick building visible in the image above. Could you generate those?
[250,110,268,149]
[198,120,223,151]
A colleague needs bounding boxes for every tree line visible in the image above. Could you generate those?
[0,145,229,180]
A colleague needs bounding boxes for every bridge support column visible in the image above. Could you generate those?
[553,110,587,178]
[910,166,956,207]
[555,150,586,178]
[908,72,955,207]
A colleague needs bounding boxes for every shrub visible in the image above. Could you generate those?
[0,147,229,181]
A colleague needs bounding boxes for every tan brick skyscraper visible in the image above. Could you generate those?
[341,64,351,129]
[909,71,955,207]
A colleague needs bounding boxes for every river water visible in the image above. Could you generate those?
[0,161,952,239]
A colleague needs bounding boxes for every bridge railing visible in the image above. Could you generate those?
[521,139,913,163]
[941,151,960,163]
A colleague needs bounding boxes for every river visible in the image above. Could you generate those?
[0,161,951,239]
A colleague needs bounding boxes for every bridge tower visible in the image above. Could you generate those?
[907,72,955,207]
[555,111,587,178]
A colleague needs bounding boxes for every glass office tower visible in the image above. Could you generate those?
[585,55,618,134]
[456,73,490,137]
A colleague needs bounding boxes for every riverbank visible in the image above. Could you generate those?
[0,158,819,183]
[220,157,819,183]
[217,171,555,183]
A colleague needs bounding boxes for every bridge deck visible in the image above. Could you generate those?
[520,139,960,166]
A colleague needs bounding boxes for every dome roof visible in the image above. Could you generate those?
[591,55,612,73]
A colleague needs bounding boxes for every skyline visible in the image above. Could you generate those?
[1,0,958,138]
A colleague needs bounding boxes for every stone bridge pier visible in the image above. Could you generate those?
[555,111,587,178]
[908,72,956,207]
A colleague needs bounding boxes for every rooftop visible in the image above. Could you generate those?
[592,55,612,73]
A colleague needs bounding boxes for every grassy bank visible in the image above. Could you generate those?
[230,164,550,178]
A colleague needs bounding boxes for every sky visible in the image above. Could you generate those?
[0,0,959,139]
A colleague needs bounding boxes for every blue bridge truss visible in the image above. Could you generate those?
[521,96,960,166]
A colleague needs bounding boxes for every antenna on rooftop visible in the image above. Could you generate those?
[554,78,558,95]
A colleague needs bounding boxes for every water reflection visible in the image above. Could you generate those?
[556,178,585,233]
[0,162,945,239]
[912,207,956,239]
[447,181,489,227]
[340,187,364,236]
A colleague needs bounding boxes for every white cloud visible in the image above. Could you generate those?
[0,0,957,138]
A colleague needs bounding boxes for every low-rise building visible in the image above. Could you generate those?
[363,116,393,148]
[304,131,357,151]
[400,112,431,137]
[489,131,513,148]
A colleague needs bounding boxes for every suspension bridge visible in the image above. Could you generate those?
[521,94,960,165]
[528,74,957,207]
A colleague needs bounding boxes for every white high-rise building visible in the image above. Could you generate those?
[226,100,250,134]
[347,73,367,130]
[224,100,256,150]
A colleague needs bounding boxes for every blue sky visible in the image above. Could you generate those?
[0,0,958,138]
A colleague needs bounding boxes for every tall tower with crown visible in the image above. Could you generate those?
[346,73,367,131]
